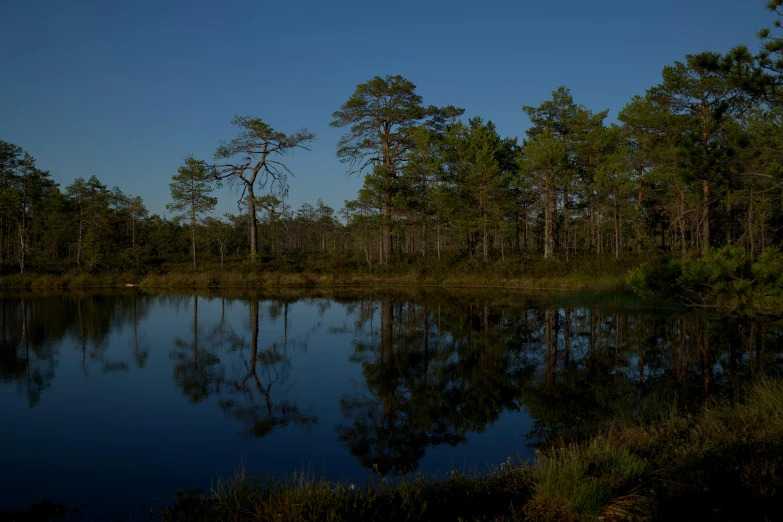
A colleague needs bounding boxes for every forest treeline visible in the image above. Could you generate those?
[3,2,783,275]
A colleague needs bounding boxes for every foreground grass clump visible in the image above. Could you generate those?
[164,378,783,522]
[523,444,648,521]
[166,465,531,522]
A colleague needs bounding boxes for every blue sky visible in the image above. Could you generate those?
[0,0,773,219]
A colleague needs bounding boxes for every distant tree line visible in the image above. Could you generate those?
[2,3,783,273]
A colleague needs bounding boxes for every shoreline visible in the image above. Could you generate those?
[0,271,628,292]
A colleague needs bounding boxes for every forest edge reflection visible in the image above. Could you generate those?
[1,288,779,482]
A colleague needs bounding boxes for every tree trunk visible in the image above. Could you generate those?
[613,188,620,259]
[482,200,488,261]
[132,217,137,271]
[637,167,644,210]
[381,201,391,264]
[17,223,24,274]
[675,182,686,257]
[421,218,426,257]
[702,179,711,253]
[436,212,441,260]
[191,201,197,269]
[597,207,602,255]
[544,174,554,260]
[77,217,83,269]
[248,191,258,257]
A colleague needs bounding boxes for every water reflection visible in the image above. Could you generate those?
[169,296,317,437]
[0,290,781,484]
[215,298,317,438]
[0,294,152,406]
[0,298,56,407]
[518,307,783,443]
[336,299,531,474]
[170,295,223,403]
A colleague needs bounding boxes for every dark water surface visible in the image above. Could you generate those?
[1,289,781,518]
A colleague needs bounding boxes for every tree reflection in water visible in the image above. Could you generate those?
[515,305,783,444]
[169,295,317,438]
[0,290,781,473]
[170,295,223,403]
[335,294,783,474]
[336,299,532,475]
[217,299,316,438]
[0,293,147,406]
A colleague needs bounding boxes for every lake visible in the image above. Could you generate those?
[1,288,781,519]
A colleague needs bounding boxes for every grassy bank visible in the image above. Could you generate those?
[0,253,638,291]
[163,377,783,522]
[137,271,627,291]
[0,270,626,292]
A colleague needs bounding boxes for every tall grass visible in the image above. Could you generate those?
[167,463,532,522]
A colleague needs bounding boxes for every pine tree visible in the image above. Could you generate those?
[167,157,218,269]
[213,116,314,259]
[331,75,462,263]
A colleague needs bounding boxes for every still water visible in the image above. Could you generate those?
[0,289,781,517]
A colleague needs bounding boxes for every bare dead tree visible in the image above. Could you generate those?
[213,116,314,257]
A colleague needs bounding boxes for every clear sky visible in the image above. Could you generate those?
[0,0,774,220]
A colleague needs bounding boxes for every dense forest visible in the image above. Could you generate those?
[3,3,783,275]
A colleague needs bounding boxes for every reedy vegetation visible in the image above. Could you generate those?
[2,5,783,278]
